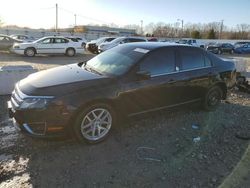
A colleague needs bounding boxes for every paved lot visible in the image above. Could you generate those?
[0,51,95,70]
[0,51,249,188]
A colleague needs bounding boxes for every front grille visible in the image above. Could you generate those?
[11,86,24,109]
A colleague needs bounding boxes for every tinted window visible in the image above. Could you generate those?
[130,38,146,42]
[180,48,206,70]
[204,55,212,67]
[140,48,175,76]
[54,38,68,43]
[106,38,114,42]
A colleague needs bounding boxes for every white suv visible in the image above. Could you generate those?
[98,37,147,53]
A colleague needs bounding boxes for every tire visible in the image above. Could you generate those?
[218,49,222,54]
[73,103,116,144]
[230,49,234,54]
[24,48,35,57]
[66,48,75,57]
[203,86,223,111]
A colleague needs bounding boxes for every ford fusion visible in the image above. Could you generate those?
[8,42,236,144]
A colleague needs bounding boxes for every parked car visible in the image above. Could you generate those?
[176,39,204,48]
[8,42,236,143]
[86,37,115,54]
[11,36,84,57]
[98,36,147,53]
[206,43,234,54]
[0,34,22,50]
[234,41,250,48]
[10,34,35,42]
[234,44,250,54]
[66,36,87,48]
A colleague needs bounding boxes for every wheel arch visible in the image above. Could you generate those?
[25,47,37,54]
[66,47,76,52]
[211,82,227,99]
[66,98,118,129]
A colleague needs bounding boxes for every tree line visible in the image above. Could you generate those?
[141,22,250,39]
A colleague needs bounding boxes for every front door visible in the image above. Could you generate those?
[119,47,181,115]
[36,38,54,54]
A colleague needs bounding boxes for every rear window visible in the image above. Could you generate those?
[179,48,210,70]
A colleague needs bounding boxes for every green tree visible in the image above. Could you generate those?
[191,30,201,39]
[207,29,216,39]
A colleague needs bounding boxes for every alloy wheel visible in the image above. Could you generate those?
[80,108,112,141]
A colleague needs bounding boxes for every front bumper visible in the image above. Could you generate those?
[7,100,69,137]
[11,48,25,55]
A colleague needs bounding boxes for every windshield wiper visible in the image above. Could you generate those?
[82,64,102,76]
[88,66,103,75]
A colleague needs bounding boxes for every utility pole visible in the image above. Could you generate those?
[177,19,184,38]
[219,20,224,39]
[74,14,77,26]
[56,3,58,33]
[140,20,143,36]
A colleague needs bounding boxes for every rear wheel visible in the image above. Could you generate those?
[24,48,35,57]
[203,86,223,111]
[73,103,116,144]
[218,49,222,54]
[66,48,75,57]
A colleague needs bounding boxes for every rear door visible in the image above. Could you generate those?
[52,38,69,53]
[176,47,213,102]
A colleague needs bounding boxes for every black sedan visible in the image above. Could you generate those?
[206,43,234,54]
[8,43,236,143]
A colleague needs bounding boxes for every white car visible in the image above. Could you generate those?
[98,37,147,53]
[11,36,84,57]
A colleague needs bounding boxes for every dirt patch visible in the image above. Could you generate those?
[0,89,249,188]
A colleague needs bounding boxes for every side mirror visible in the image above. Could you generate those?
[136,71,151,80]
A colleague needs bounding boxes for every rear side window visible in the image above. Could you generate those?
[140,48,175,76]
[130,38,146,42]
[179,48,209,70]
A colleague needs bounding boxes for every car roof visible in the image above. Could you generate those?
[120,42,193,50]
[0,34,9,37]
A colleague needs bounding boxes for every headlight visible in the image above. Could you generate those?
[19,97,53,109]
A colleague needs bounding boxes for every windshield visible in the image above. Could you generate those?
[83,45,146,76]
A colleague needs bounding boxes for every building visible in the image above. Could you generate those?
[74,25,136,40]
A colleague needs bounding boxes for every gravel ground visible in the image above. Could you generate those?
[0,51,250,187]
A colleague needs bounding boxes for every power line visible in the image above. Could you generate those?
[58,6,111,25]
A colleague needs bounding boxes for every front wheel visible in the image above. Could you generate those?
[24,48,35,57]
[203,86,223,111]
[73,103,116,144]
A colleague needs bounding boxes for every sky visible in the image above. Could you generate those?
[0,0,250,29]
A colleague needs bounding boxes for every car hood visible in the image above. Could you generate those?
[18,63,112,96]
